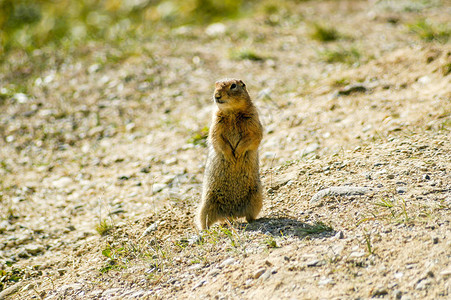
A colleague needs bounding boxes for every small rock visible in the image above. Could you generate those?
[58,283,83,292]
[52,177,72,188]
[192,280,206,290]
[335,231,344,239]
[362,124,373,132]
[306,259,320,267]
[164,157,177,165]
[189,263,202,271]
[207,268,220,277]
[432,237,439,244]
[17,249,30,258]
[140,222,159,238]
[220,258,236,267]
[417,75,431,84]
[67,225,76,231]
[172,25,192,35]
[125,122,135,132]
[266,124,276,134]
[318,277,334,285]
[88,64,100,73]
[127,290,146,298]
[422,174,430,181]
[15,235,31,245]
[12,197,25,203]
[394,272,404,279]
[363,172,372,180]
[205,23,226,36]
[423,270,434,278]
[24,244,44,255]
[393,289,403,299]
[140,166,151,173]
[89,290,104,297]
[14,93,29,103]
[0,282,25,299]
[263,151,276,159]
[253,268,266,279]
[396,187,406,194]
[302,143,320,156]
[103,288,121,296]
[415,278,432,290]
[57,269,66,276]
[310,186,371,204]
[261,269,273,280]
[332,244,344,255]
[188,235,202,245]
[152,183,167,194]
[372,287,388,297]
[440,267,451,277]
[163,175,177,185]
[337,84,367,96]
[0,220,10,232]
[192,56,201,65]
[374,169,388,178]
[22,283,37,291]
[349,251,365,258]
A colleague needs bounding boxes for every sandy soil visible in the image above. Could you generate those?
[1,0,450,299]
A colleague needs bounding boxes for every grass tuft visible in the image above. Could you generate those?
[0,266,24,291]
[264,235,278,248]
[188,127,209,147]
[298,221,333,235]
[374,198,394,208]
[96,219,113,236]
[364,231,375,255]
[319,47,361,65]
[408,19,450,43]
[229,48,265,61]
[99,245,127,273]
[310,23,340,42]
[441,63,451,76]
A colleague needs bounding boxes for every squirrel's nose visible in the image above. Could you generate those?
[214,93,221,100]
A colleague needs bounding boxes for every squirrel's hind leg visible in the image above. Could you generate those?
[245,188,262,223]
[197,201,219,230]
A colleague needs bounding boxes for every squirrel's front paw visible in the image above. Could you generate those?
[223,151,236,163]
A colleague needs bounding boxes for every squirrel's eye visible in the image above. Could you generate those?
[230,83,237,90]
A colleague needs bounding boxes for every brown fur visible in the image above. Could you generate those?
[197,79,263,230]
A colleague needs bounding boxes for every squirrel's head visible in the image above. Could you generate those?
[213,79,251,111]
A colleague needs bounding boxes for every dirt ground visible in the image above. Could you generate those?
[1,0,450,299]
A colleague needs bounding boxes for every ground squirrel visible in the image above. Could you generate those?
[197,79,263,230]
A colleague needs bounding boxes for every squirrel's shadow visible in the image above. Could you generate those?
[236,217,335,239]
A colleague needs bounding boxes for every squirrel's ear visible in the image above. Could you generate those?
[239,80,246,87]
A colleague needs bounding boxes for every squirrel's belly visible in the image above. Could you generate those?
[204,150,260,206]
